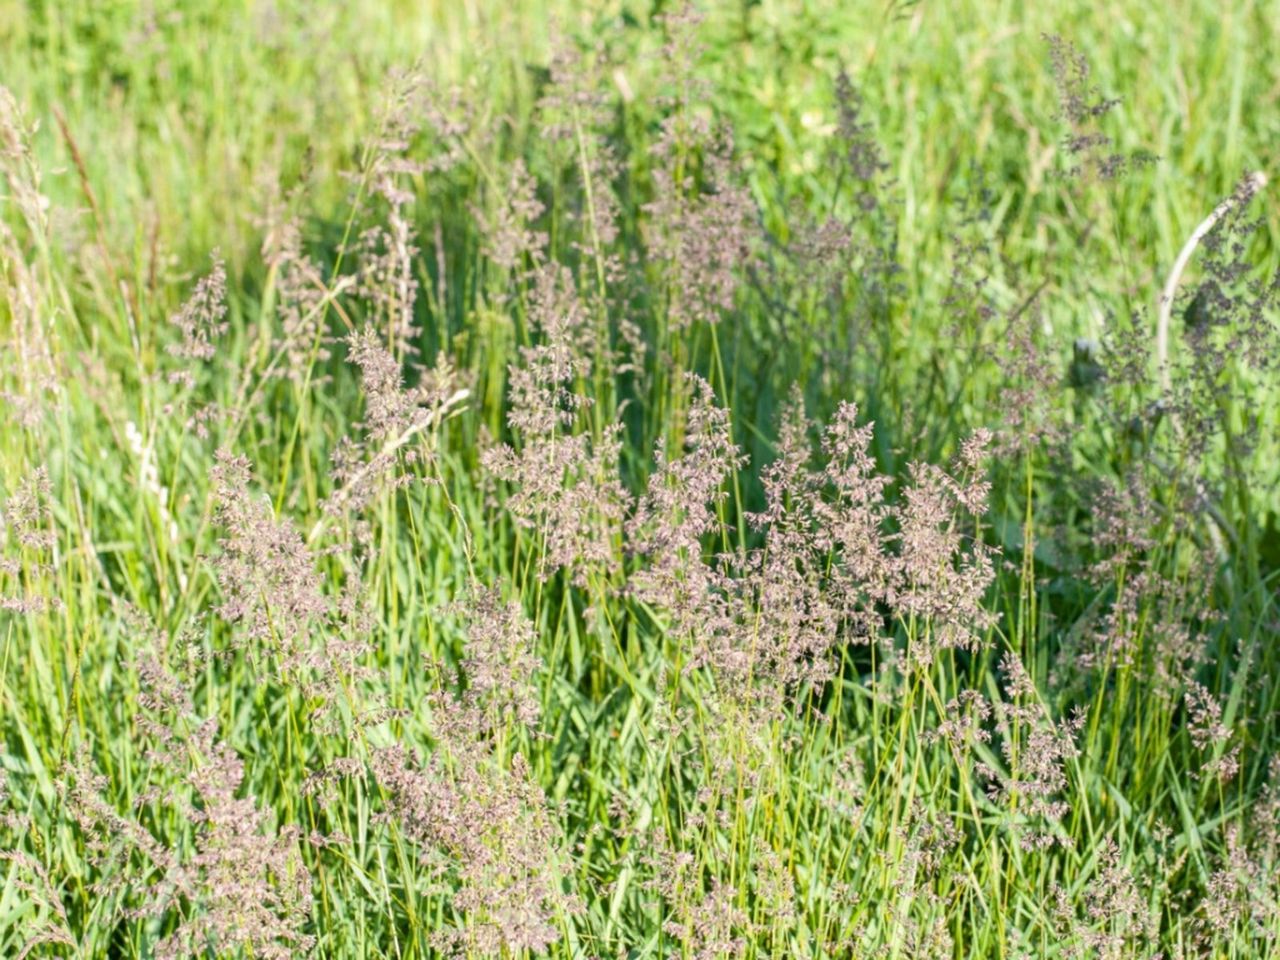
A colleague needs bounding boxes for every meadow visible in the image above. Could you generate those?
[2,0,1280,956]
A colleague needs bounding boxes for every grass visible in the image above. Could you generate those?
[2,0,1280,957]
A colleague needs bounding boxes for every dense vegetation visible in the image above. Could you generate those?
[2,1,1280,956]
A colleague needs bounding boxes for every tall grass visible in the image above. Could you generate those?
[2,1,1280,957]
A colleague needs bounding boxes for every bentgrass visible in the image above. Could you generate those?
[2,1,1280,958]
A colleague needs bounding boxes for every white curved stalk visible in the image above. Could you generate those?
[1156,171,1267,393]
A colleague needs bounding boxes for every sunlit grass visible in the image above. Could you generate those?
[2,1,1280,957]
